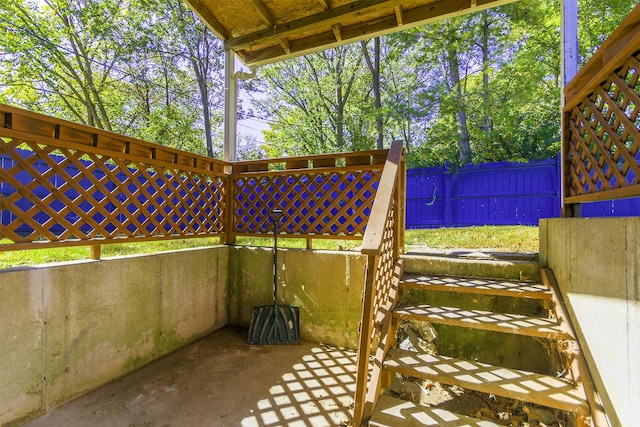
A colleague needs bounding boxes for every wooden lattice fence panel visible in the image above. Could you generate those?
[563,6,640,206]
[566,52,640,200]
[232,168,382,237]
[370,201,396,338]
[0,106,227,248]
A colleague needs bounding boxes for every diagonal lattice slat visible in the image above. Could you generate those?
[232,168,381,237]
[565,52,640,200]
[0,137,226,246]
[370,200,397,338]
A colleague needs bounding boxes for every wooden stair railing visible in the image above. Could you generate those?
[353,140,405,426]
[563,3,640,213]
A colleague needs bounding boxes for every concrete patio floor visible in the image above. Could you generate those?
[25,327,357,427]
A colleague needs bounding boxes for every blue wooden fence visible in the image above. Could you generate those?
[2,153,639,232]
[406,156,639,228]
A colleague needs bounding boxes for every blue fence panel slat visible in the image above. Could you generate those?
[405,155,639,228]
[582,197,640,217]
[407,157,562,228]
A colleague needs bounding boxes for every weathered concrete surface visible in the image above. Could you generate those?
[24,327,357,427]
[402,253,540,282]
[540,218,640,427]
[0,246,229,426]
[1,245,368,425]
[228,247,366,349]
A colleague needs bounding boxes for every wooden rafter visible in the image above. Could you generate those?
[332,24,343,42]
[182,0,229,39]
[394,6,404,25]
[183,0,519,66]
[225,0,420,51]
[250,0,276,26]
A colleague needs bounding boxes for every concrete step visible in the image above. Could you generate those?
[401,254,540,282]
[394,304,570,340]
[401,274,552,300]
[370,394,500,427]
[383,348,589,415]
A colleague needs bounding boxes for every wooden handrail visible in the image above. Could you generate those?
[353,140,405,426]
[361,140,404,255]
[231,148,389,171]
[0,103,227,174]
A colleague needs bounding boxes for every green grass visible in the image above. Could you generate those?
[0,226,538,269]
[405,225,539,253]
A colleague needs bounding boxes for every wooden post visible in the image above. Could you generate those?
[306,238,312,250]
[561,0,579,217]
[224,49,237,163]
[353,253,378,427]
[90,244,101,260]
[224,174,235,245]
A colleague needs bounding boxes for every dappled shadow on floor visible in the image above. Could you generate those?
[24,327,360,427]
[240,346,357,427]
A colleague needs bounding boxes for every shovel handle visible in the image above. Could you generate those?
[269,209,283,306]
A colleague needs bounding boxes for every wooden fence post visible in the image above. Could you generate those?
[224,174,235,245]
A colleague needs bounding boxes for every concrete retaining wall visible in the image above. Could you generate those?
[0,247,229,426]
[0,245,366,425]
[228,246,366,349]
[540,218,639,427]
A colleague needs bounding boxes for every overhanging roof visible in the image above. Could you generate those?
[183,0,519,67]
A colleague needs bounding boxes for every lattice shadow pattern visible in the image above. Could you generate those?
[240,346,359,427]
[386,349,589,414]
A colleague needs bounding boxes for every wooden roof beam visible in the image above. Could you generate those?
[395,6,404,25]
[317,0,331,9]
[225,0,418,51]
[240,0,520,66]
[183,0,229,39]
[250,0,276,26]
[332,24,343,42]
[279,38,291,54]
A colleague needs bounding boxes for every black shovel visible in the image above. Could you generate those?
[248,209,300,345]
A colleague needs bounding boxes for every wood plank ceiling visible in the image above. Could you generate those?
[183,0,519,67]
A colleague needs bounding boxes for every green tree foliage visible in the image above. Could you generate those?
[254,0,636,167]
[0,0,635,163]
[0,0,225,157]
[254,46,369,157]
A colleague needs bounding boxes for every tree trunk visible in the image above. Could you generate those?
[361,38,384,149]
[481,10,491,134]
[335,52,345,149]
[446,45,471,164]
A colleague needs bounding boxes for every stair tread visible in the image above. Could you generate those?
[394,304,571,340]
[384,348,589,415]
[370,394,500,426]
[401,274,552,300]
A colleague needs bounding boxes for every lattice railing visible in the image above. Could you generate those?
[563,5,640,208]
[232,169,382,238]
[0,104,396,252]
[230,151,387,240]
[353,140,405,426]
[0,104,227,250]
